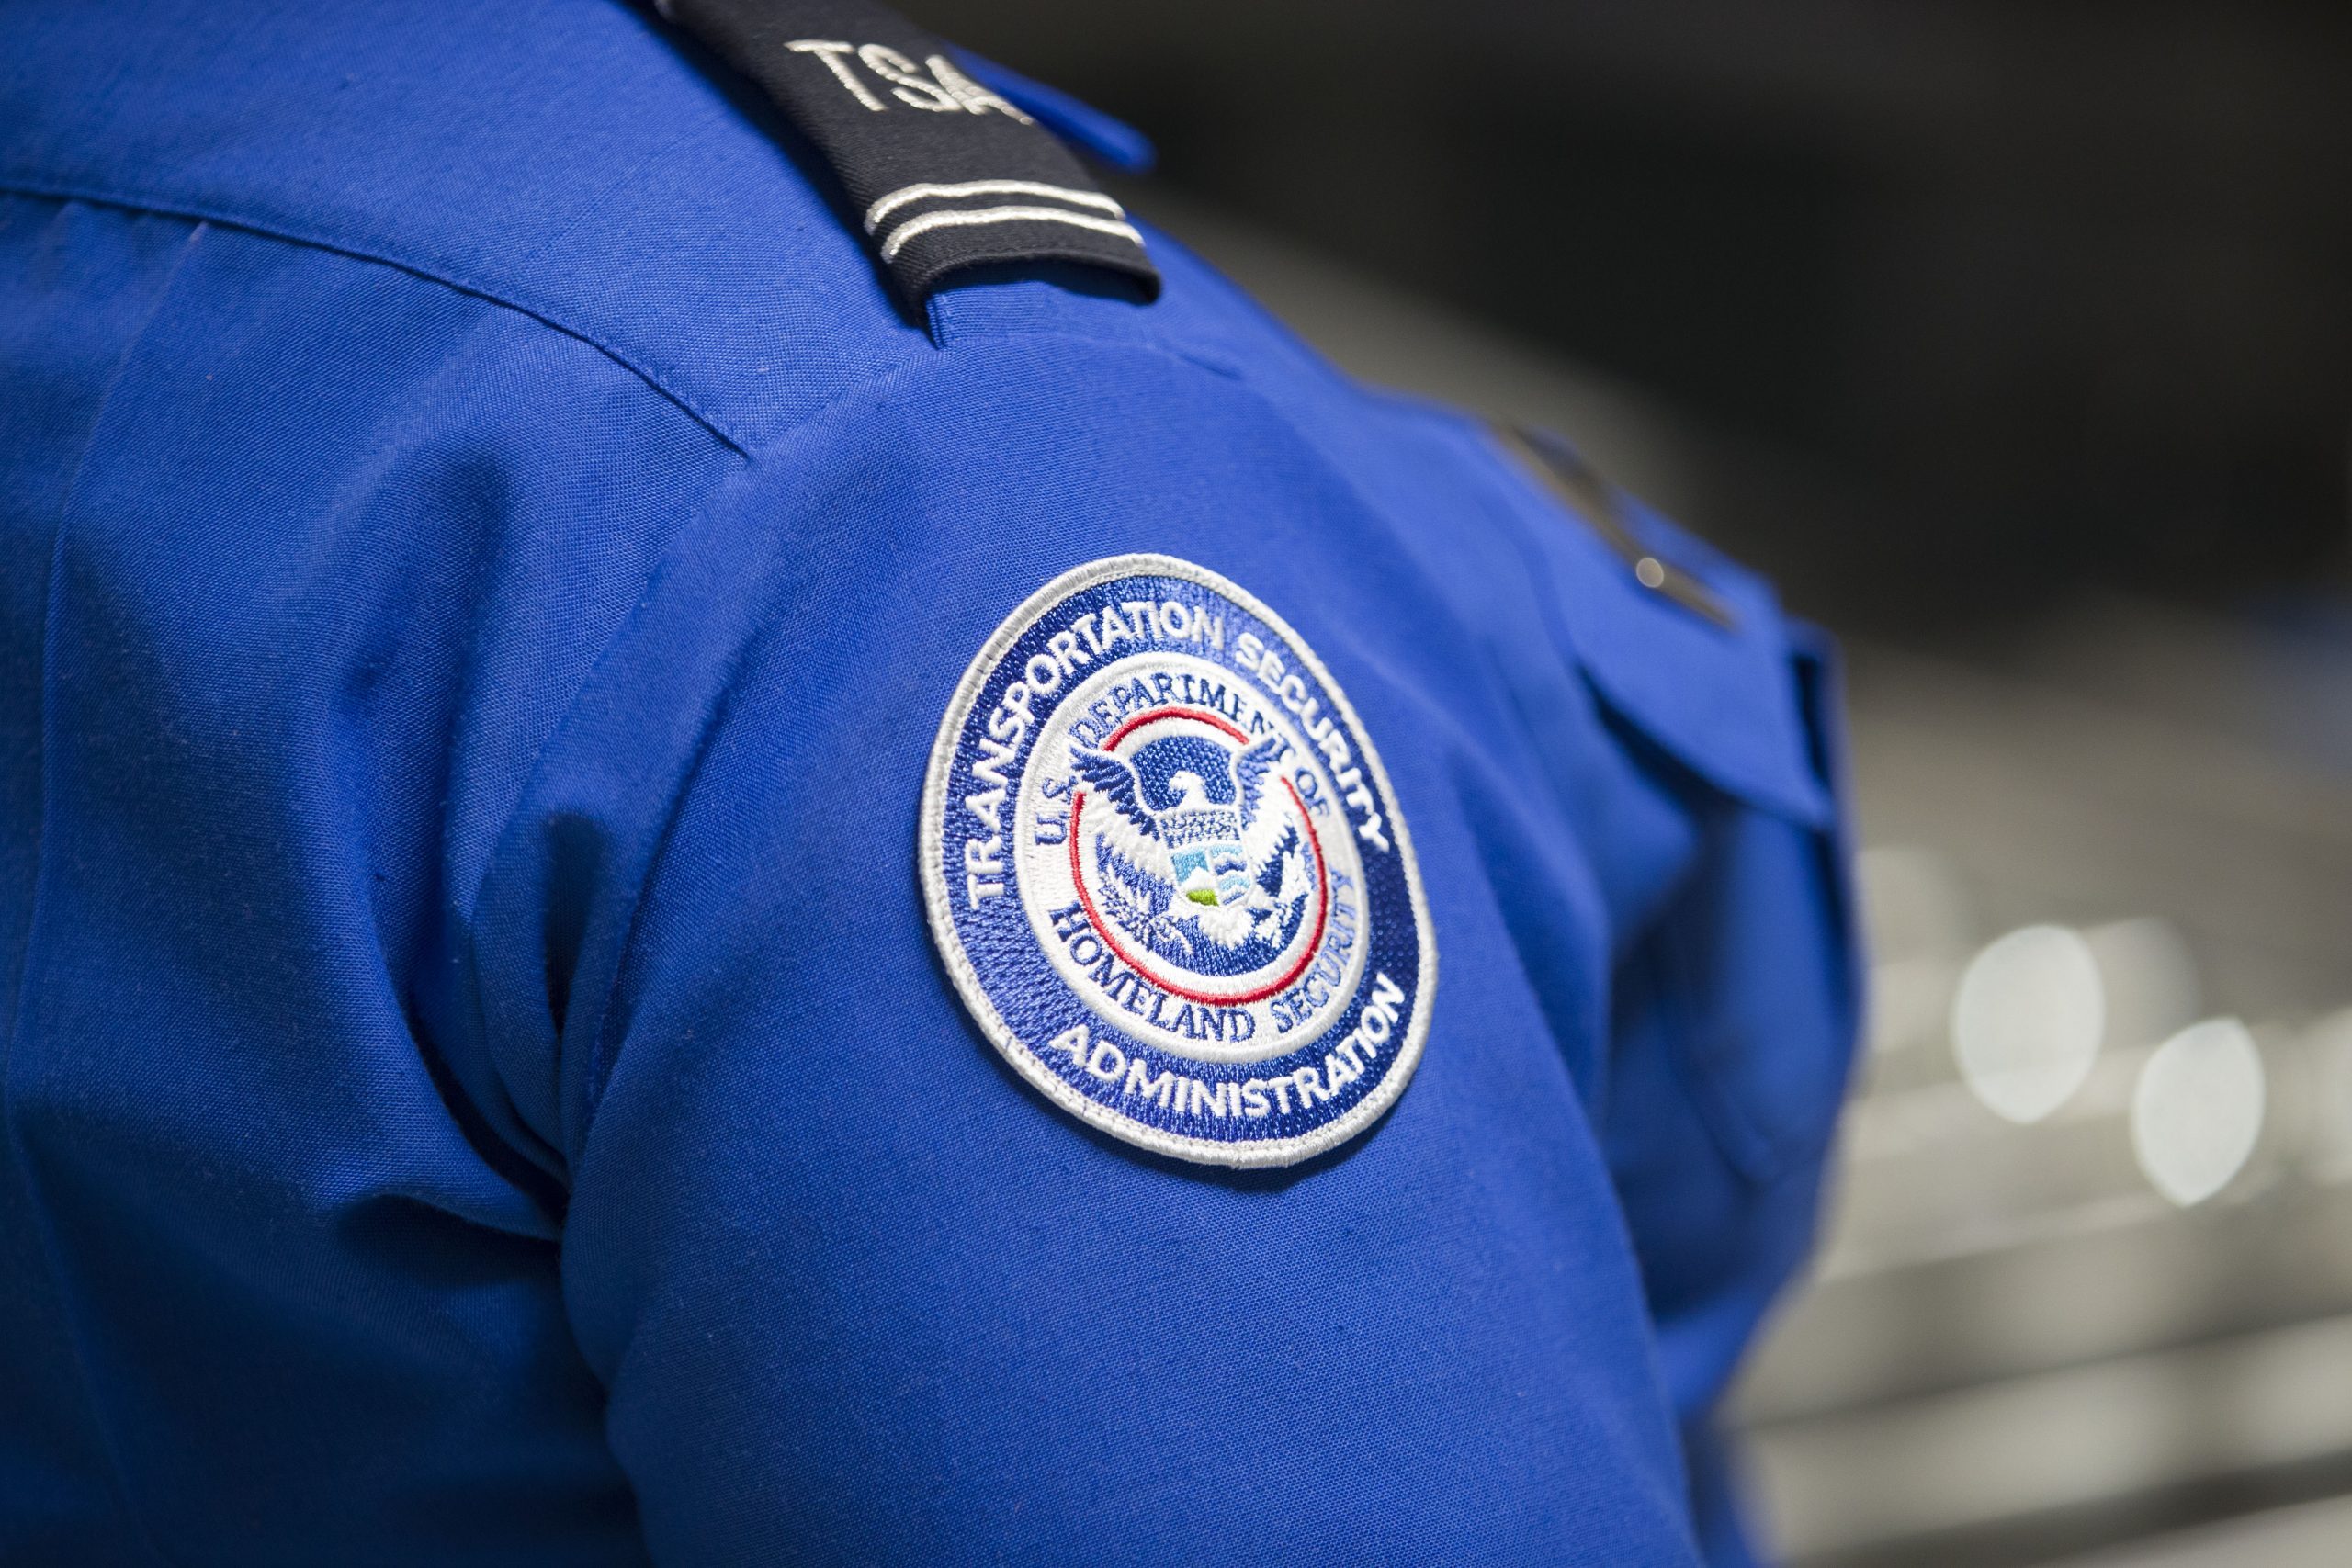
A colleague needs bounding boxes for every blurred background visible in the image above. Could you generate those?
[926,4,2352,1563]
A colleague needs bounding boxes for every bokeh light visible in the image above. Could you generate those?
[1951,925,2106,1123]
[2131,1018,2266,1208]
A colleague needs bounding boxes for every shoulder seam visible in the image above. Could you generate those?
[0,177,754,458]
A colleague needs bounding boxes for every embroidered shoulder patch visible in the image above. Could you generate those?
[921,555,1436,1168]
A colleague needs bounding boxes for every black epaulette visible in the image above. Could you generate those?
[656,0,1159,306]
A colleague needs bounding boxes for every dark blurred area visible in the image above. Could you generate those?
[931,0,2352,637]
[924,5,2352,1566]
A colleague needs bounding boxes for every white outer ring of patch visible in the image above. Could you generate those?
[920,553,1438,1169]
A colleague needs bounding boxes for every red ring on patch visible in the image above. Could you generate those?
[1067,707,1330,1008]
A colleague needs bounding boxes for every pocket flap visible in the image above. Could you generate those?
[1497,425,1835,829]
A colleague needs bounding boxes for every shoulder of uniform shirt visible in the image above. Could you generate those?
[0,0,1337,457]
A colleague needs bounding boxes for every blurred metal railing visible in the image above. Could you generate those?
[1742,632,2352,1567]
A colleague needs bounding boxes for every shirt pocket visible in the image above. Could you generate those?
[1650,622,1859,1182]
[1497,424,1861,1183]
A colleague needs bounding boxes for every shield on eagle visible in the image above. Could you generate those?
[1072,728,1286,915]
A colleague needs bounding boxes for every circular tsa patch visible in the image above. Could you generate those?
[921,554,1436,1168]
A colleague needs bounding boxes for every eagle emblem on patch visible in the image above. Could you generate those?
[920,554,1435,1167]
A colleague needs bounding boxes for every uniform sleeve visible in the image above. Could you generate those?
[1598,621,1862,1568]
[1460,426,1863,1565]
[453,336,1724,1566]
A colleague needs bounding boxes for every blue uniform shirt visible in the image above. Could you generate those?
[0,2,1859,1562]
